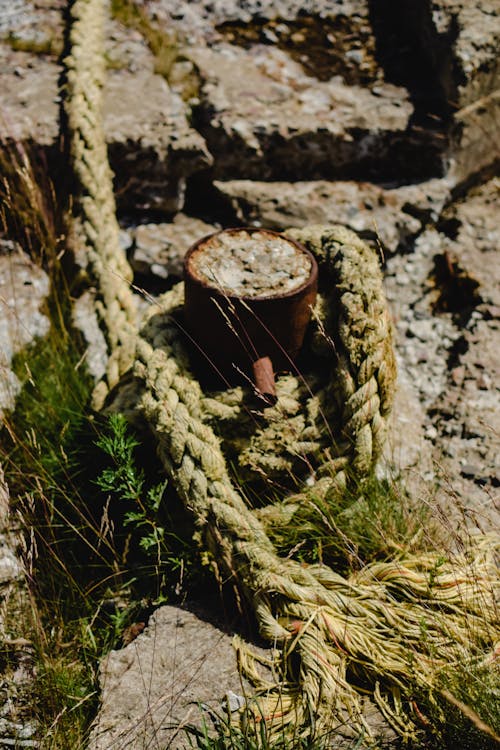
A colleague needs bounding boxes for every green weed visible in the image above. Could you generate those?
[181,704,374,750]
[426,661,500,749]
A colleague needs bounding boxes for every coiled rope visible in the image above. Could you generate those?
[64,0,499,742]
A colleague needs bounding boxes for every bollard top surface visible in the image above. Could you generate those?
[184,228,316,300]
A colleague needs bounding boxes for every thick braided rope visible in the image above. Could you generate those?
[130,286,498,740]
[199,224,396,500]
[64,0,499,742]
[64,0,137,408]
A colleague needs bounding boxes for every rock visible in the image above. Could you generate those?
[0,45,59,147]
[104,70,211,213]
[72,291,108,383]
[0,0,64,48]
[0,241,50,418]
[214,177,451,253]
[0,536,23,585]
[105,16,155,74]
[0,467,36,748]
[147,0,377,46]
[432,1,499,110]
[101,15,211,213]
[131,214,218,283]
[0,9,212,215]
[87,605,254,750]
[89,603,395,749]
[190,42,443,182]
[385,177,500,530]
[437,177,500,308]
[370,0,500,183]
[150,0,500,186]
[450,91,500,185]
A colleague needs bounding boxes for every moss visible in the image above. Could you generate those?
[110,0,178,79]
[3,32,62,57]
[109,0,201,101]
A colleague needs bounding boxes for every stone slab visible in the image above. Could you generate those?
[214,178,452,254]
[190,42,444,183]
[103,68,211,213]
[0,241,50,418]
[131,214,218,283]
[88,605,250,750]
[0,9,212,215]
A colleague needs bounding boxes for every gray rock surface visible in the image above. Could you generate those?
[148,0,500,185]
[0,240,50,418]
[0,469,36,749]
[384,179,500,529]
[131,214,218,282]
[0,45,59,147]
[190,42,442,182]
[104,68,211,213]
[214,178,452,253]
[0,0,64,45]
[0,5,211,214]
[88,606,250,750]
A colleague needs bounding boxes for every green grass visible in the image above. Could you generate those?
[1,314,207,745]
[182,718,353,749]
[261,472,437,573]
[0,141,195,745]
[429,662,500,750]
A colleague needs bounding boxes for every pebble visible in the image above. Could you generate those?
[476,373,491,390]
[224,690,246,712]
[425,425,438,440]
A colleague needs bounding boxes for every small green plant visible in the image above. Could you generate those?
[95,413,167,566]
[93,412,204,604]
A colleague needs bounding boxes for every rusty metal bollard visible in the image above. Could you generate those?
[183,228,318,405]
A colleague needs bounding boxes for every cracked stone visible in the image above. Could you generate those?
[131,214,218,283]
[213,177,452,254]
[0,241,50,418]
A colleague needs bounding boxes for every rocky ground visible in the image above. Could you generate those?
[0,0,499,746]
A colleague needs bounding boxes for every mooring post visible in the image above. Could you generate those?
[183,228,318,404]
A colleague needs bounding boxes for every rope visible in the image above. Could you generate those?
[63,0,499,743]
[64,0,137,409]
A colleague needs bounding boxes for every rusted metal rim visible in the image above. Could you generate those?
[183,227,318,303]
